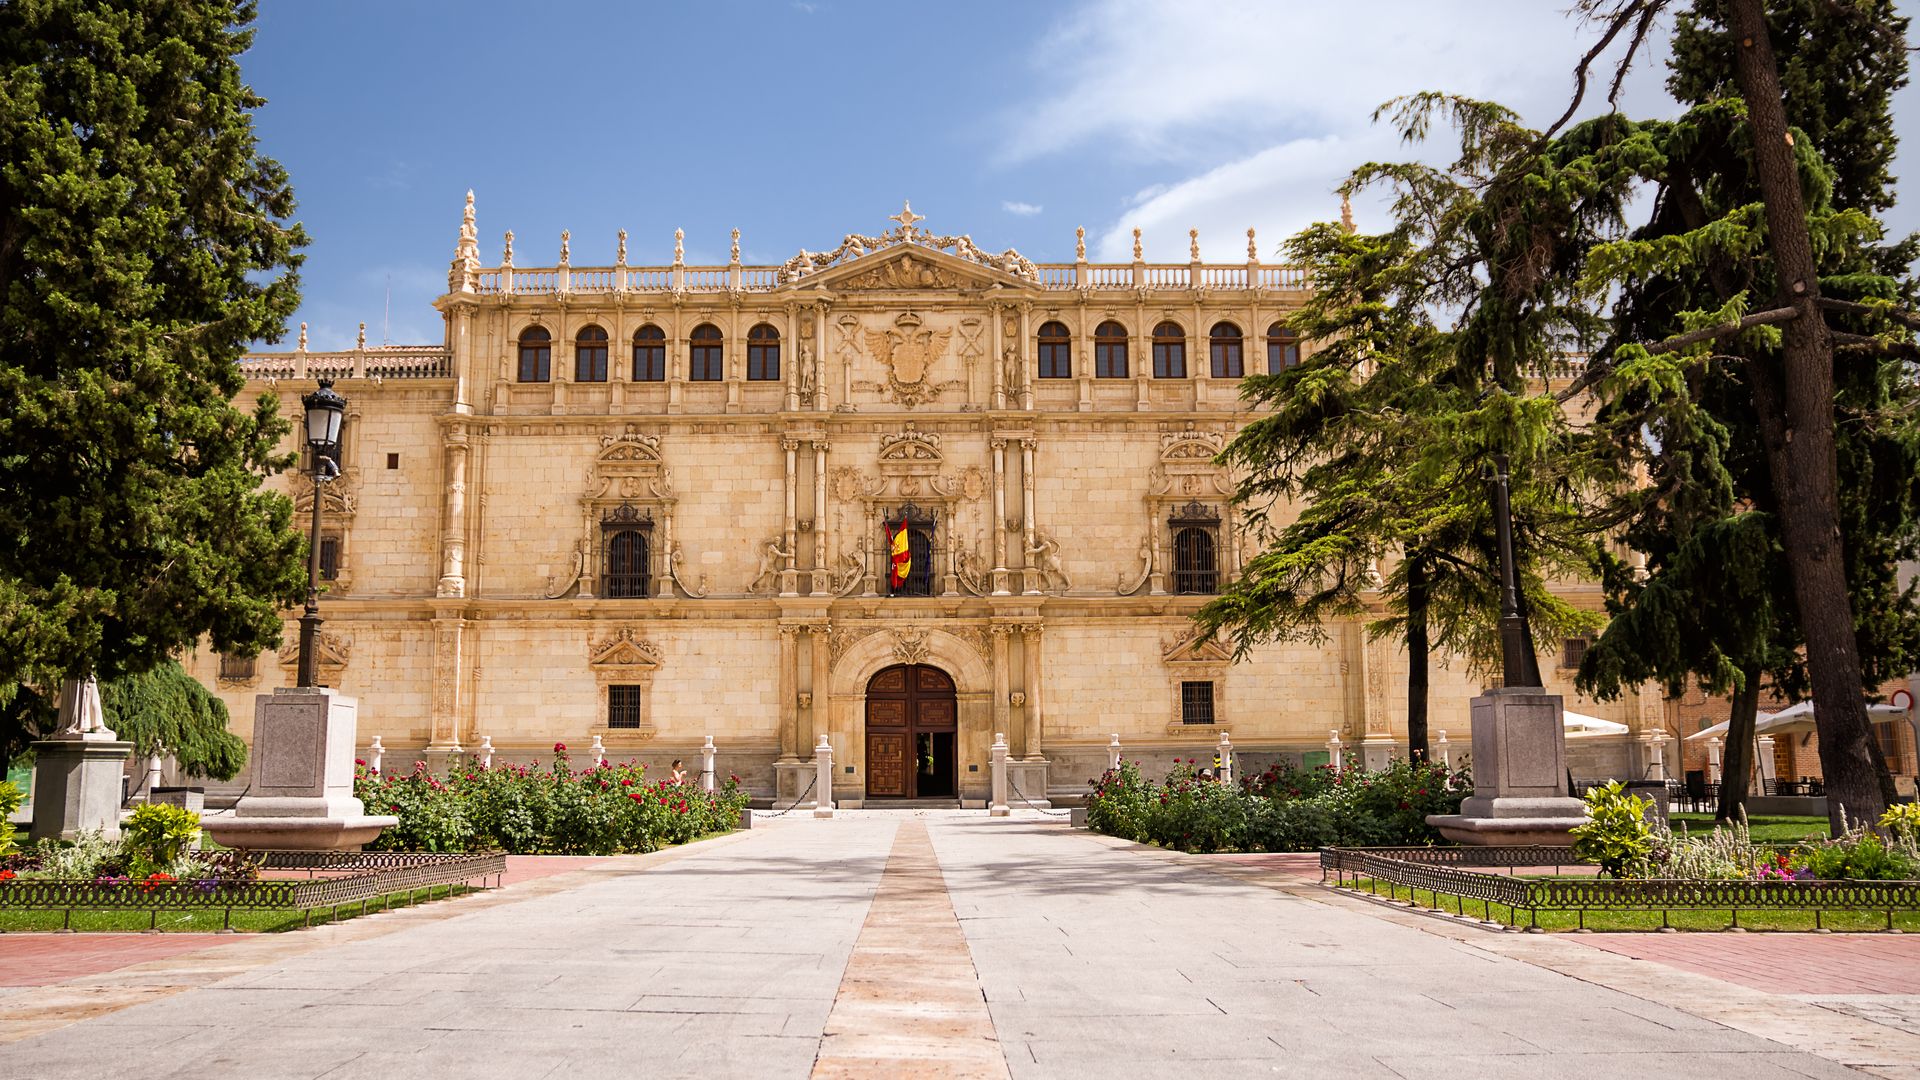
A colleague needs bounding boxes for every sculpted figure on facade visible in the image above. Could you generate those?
[749,536,794,594]
[1026,530,1071,592]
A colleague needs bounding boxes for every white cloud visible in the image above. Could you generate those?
[1001,200,1044,216]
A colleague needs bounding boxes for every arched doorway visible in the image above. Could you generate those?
[865,664,957,799]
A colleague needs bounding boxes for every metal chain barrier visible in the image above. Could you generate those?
[756,773,819,819]
[1008,776,1073,817]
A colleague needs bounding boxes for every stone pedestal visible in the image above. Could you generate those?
[1007,759,1050,809]
[29,737,133,841]
[203,688,396,851]
[1426,687,1586,846]
[1360,735,1396,772]
[774,758,817,808]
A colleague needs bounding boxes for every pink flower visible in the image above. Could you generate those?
[554,742,568,753]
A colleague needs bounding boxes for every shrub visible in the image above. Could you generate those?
[1569,781,1654,878]
[1882,803,1920,846]
[121,803,202,876]
[1793,826,1920,882]
[0,780,22,857]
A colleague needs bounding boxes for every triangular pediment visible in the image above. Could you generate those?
[588,627,661,671]
[778,244,1031,294]
[1163,629,1233,665]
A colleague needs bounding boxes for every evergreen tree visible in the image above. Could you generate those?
[1199,98,1622,757]
[100,660,247,781]
[1566,0,1920,828]
[0,0,308,771]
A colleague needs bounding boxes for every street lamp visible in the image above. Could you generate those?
[297,379,346,688]
[1487,452,1543,689]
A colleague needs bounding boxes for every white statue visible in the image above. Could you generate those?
[750,536,794,593]
[1026,531,1071,592]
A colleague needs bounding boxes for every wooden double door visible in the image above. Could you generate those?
[865,664,958,799]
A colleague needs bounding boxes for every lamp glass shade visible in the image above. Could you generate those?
[302,381,346,452]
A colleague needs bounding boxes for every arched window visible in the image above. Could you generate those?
[1152,321,1186,378]
[1037,321,1072,379]
[632,324,665,381]
[517,326,551,383]
[1094,321,1129,379]
[1266,322,1300,373]
[1172,527,1218,595]
[574,325,608,382]
[689,323,723,381]
[603,529,650,599]
[747,323,781,381]
[1209,322,1244,378]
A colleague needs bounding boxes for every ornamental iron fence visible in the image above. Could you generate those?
[1319,846,1920,931]
[0,850,507,930]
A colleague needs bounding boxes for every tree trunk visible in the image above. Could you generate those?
[1715,663,1762,824]
[1406,554,1430,761]
[1726,0,1890,834]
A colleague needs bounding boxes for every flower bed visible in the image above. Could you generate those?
[1086,758,1468,853]
[354,743,750,855]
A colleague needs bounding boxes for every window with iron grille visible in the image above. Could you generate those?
[1181,681,1216,725]
[608,685,643,729]
[1170,502,1222,595]
[218,653,255,680]
[887,527,936,597]
[318,535,340,581]
[600,504,653,599]
[1561,636,1590,669]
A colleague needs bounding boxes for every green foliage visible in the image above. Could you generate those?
[353,750,749,855]
[1793,828,1919,881]
[0,0,309,762]
[1569,781,1655,877]
[100,661,247,781]
[121,803,201,877]
[0,780,21,856]
[1882,804,1920,845]
[1086,758,1467,854]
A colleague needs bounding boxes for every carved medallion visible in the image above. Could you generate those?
[862,313,953,408]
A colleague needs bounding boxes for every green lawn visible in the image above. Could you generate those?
[0,883,473,933]
[1670,813,1830,843]
[1339,877,1918,932]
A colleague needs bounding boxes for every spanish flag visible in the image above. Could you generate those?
[888,517,912,588]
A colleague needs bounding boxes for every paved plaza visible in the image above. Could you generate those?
[3,812,1918,1079]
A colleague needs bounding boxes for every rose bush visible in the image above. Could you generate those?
[354,747,748,855]
[1087,757,1468,853]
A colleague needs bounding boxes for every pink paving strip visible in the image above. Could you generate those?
[0,855,617,986]
[1574,933,1920,995]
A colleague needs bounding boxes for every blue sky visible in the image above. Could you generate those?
[246,1,1920,350]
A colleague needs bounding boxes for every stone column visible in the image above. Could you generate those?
[784,302,800,412]
[813,735,835,818]
[989,303,1005,409]
[991,624,1013,755]
[1021,622,1044,761]
[990,438,1010,595]
[807,621,830,751]
[428,615,466,753]
[862,502,880,596]
[1017,303,1033,409]
[436,431,469,598]
[990,732,1010,817]
[777,624,800,760]
[811,440,830,594]
[1020,438,1039,594]
[781,438,799,595]
[451,306,475,413]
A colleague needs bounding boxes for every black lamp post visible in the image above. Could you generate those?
[1488,452,1543,689]
[297,379,346,689]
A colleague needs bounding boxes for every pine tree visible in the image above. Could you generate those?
[0,0,308,772]
[100,660,247,781]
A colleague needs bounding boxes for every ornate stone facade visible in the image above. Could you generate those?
[190,200,1639,804]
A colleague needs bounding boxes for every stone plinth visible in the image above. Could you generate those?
[773,758,817,808]
[29,737,133,841]
[1426,687,1586,846]
[203,688,395,851]
[1007,760,1050,809]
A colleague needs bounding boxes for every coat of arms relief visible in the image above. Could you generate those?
[860,312,957,409]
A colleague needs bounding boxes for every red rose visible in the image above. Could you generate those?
[554,742,567,753]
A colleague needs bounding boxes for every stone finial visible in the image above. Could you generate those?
[1189,228,1200,261]
[1340,192,1355,233]
[673,228,685,265]
[1247,227,1258,261]
[559,229,570,264]
[297,322,308,351]
[1075,226,1086,261]
[357,322,367,350]
[461,189,475,239]
[616,229,627,265]
[1132,227,1143,262]
[503,230,515,268]
[730,227,741,265]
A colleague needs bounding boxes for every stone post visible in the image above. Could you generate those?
[144,752,163,800]
[1327,730,1343,770]
[1435,729,1451,770]
[701,735,717,793]
[990,732,1010,817]
[812,735,835,819]
[1707,737,1723,783]
[1217,731,1233,787]
[1648,736,1667,782]
[590,735,606,767]
[30,677,132,841]
[477,735,493,770]
[1107,733,1122,772]
[368,735,384,774]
